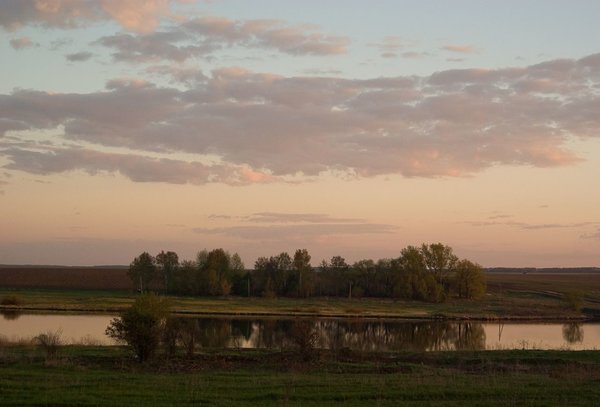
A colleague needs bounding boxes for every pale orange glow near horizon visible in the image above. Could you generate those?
[1,139,599,267]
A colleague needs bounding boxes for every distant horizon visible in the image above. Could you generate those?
[1,1,599,268]
[2,262,599,270]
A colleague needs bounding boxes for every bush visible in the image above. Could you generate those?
[35,329,63,359]
[290,321,320,361]
[105,293,171,362]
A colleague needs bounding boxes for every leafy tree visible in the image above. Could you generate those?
[421,243,458,286]
[193,248,235,296]
[229,252,248,296]
[205,248,232,295]
[375,258,394,297]
[125,243,485,302]
[293,249,313,297]
[196,249,209,269]
[318,255,350,297]
[394,246,427,300]
[254,252,294,296]
[352,259,375,296]
[156,250,179,293]
[105,294,171,362]
[453,259,486,299]
[253,256,272,296]
[172,260,198,295]
[564,290,584,311]
[330,255,349,270]
[272,252,293,295]
[393,246,446,302]
[230,253,245,274]
[127,252,156,293]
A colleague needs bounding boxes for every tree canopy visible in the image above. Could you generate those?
[126,243,486,303]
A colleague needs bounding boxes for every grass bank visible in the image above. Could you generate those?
[1,272,599,320]
[0,345,599,406]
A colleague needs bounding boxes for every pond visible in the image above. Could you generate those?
[1,312,599,351]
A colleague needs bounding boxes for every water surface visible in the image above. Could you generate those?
[1,313,598,350]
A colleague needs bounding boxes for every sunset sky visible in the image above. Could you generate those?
[1,0,599,267]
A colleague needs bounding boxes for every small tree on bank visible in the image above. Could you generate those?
[564,290,584,312]
[105,294,171,362]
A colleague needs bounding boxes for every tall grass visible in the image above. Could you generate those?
[34,329,63,359]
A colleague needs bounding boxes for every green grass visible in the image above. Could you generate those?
[1,346,599,406]
[1,272,599,320]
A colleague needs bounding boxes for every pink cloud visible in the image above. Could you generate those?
[96,16,349,63]
[9,36,36,49]
[0,0,186,32]
[2,53,600,182]
[2,146,276,186]
[441,44,480,54]
[99,0,171,33]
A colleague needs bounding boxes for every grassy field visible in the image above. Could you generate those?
[1,272,599,319]
[0,345,599,406]
[2,273,599,405]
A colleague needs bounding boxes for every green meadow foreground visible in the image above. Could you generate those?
[0,346,599,406]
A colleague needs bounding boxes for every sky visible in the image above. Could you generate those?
[1,0,599,267]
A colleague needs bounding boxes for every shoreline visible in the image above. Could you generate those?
[2,304,596,322]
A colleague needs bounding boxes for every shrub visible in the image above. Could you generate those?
[35,329,63,359]
[182,320,201,357]
[290,321,320,361]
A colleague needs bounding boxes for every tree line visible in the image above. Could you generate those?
[128,243,486,302]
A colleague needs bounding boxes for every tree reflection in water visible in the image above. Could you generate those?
[562,323,584,344]
[167,317,488,351]
[0,310,21,321]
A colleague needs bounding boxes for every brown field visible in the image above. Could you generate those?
[486,272,600,299]
[1,267,599,297]
[0,267,131,291]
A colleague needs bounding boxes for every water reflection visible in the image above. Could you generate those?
[0,314,115,345]
[1,309,22,320]
[164,318,488,352]
[1,314,598,350]
[562,323,584,344]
